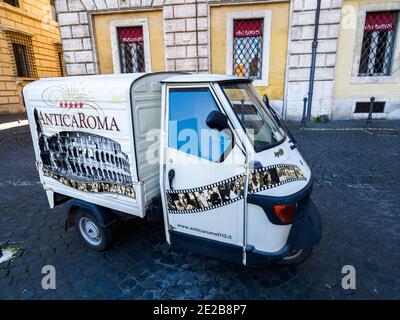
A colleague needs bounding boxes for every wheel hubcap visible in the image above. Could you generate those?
[79,217,102,246]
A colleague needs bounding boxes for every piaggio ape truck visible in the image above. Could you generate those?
[23,72,321,266]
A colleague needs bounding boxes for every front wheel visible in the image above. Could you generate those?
[276,247,313,266]
[74,210,113,251]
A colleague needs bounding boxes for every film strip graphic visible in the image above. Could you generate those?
[167,164,306,214]
[43,169,136,199]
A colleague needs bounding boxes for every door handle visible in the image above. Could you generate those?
[168,169,175,190]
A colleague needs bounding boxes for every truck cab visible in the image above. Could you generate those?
[159,75,321,265]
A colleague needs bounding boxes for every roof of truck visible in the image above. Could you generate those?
[37,73,145,82]
[23,73,251,103]
[23,72,184,103]
[162,74,251,83]
[34,73,248,84]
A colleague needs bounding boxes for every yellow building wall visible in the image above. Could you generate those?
[210,2,290,100]
[334,0,400,99]
[0,0,62,114]
[93,10,165,74]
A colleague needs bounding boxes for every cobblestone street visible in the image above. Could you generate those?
[1,116,399,300]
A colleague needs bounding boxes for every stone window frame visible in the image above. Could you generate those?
[225,9,271,87]
[109,18,152,74]
[351,2,400,84]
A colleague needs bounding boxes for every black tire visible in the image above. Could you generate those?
[275,247,313,266]
[74,209,113,251]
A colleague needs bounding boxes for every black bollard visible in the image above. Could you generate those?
[367,96,375,126]
[301,97,308,127]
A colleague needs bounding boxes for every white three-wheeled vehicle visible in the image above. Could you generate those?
[24,72,321,266]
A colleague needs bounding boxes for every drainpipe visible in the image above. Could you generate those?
[306,0,322,121]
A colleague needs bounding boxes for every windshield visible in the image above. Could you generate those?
[220,83,284,152]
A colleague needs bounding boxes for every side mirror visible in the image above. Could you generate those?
[206,111,228,131]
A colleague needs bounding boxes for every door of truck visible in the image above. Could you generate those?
[161,83,247,264]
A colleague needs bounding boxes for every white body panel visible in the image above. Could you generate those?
[164,146,246,246]
[246,141,311,253]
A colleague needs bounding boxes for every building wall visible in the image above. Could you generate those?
[333,0,400,119]
[210,1,290,109]
[54,0,400,120]
[285,0,342,119]
[55,0,331,119]
[56,0,290,76]
[0,0,62,114]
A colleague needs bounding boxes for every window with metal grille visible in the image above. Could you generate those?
[8,32,37,78]
[359,11,399,77]
[117,26,145,73]
[233,19,263,80]
[4,0,19,7]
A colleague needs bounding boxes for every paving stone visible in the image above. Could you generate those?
[0,119,399,299]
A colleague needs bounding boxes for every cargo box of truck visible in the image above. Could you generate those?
[24,72,180,219]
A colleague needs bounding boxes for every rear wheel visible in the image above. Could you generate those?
[74,210,113,251]
[276,247,313,266]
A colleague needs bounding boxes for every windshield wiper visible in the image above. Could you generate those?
[263,95,297,148]
[262,95,282,127]
[240,99,245,122]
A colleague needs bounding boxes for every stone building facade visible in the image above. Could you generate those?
[0,0,65,114]
[285,0,342,119]
[54,0,400,120]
